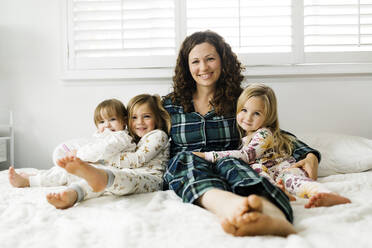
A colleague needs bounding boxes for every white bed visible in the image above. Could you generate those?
[1,133,372,248]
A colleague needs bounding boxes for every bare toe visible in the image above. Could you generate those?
[304,195,317,208]
[247,195,263,212]
[234,212,296,237]
[46,190,77,209]
[241,212,260,223]
[8,167,30,187]
[221,218,237,235]
[222,195,264,228]
[57,158,65,167]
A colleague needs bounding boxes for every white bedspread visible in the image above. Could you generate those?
[1,168,372,248]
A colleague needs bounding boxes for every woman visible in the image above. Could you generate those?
[162,30,320,236]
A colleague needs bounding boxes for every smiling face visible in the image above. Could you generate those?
[97,111,125,133]
[188,42,222,89]
[236,96,266,135]
[130,103,156,138]
[94,99,128,133]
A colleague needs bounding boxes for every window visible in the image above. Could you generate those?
[62,0,372,79]
[304,0,372,63]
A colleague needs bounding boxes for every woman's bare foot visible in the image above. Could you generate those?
[197,189,262,225]
[197,189,295,236]
[221,196,296,237]
[305,193,351,208]
[57,156,108,192]
[46,189,78,209]
[8,166,30,187]
[222,211,296,237]
[276,179,296,201]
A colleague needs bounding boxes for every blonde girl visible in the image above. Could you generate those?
[194,83,350,208]
[47,94,171,209]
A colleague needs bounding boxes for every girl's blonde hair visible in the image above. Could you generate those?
[94,99,128,128]
[127,94,171,142]
[237,83,294,156]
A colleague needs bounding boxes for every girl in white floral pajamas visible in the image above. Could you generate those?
[193,83,351,208]
[9,99,136,198]
[45,94,171,209]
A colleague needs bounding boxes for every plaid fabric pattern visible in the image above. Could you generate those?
[162,97,319,222]
[163,98,240,158]
[165,153,293,222]
[282,130,321,162]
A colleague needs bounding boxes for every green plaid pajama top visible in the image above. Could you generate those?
[162,97,321,223]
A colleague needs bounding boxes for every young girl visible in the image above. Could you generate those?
[9,98,136,201]
[47,94,171,209]
[194,83,351,208]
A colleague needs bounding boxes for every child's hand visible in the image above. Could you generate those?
[192,152,205,159]
[291,153,319,180]
[276,179,296,201]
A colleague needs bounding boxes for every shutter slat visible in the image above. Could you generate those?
[66,0,372,71]
[304,0,372,52]
[186,0,292,54]
[71,0,176,62]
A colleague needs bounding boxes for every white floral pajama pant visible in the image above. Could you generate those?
[251,160,331,199]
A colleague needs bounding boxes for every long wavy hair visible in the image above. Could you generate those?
[127,94,171,142]
[169,30,244,116]
[237,83,295,156]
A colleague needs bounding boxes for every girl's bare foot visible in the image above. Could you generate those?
[305,193,351,208]
[276,179,296,201]
[46,189,78,209]
[8,166,30,187]
[57,156,108,192]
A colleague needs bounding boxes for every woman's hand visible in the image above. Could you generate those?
[291,153,319,180]
[192,152,205,159]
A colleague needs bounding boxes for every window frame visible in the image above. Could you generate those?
[61,0,372,81]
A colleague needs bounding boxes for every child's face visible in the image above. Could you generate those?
[97,113,125,133]
[237,96,266,134]
[130,103,156,138]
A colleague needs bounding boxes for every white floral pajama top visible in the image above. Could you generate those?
[204,128,330,199]
[105,129,170,196]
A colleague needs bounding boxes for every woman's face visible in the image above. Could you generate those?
[188,42,221,89]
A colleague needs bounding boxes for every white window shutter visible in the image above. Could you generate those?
[304,0,372,63]
[186,0,294,65]
[63,0,372,79]
[68,0,176,70]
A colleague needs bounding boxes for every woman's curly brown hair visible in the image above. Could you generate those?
[169,30,244,116]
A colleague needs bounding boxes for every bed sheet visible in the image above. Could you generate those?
[1,168,371,248]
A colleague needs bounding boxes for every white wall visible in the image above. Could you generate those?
[1,1,371,169]
[0,82,10,110]
[0,60,10,109]
[246,76,372,139]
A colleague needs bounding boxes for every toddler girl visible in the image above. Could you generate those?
[9,99,136,200]
[47,94,171,209]
[194,83,351,208]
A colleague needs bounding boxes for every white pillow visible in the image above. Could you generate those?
[297,133,372,177]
